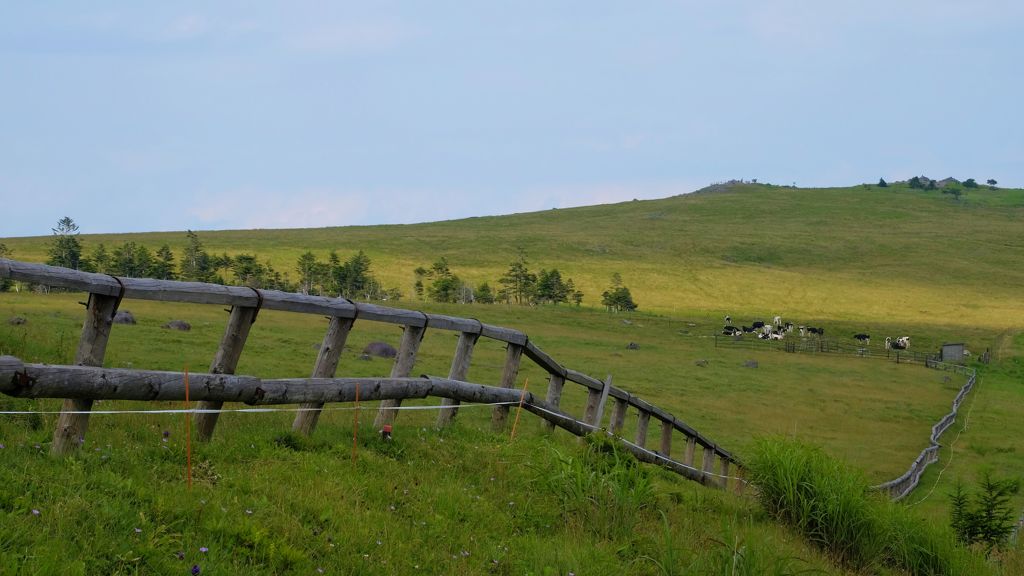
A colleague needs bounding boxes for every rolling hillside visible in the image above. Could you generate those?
[2,182,1022,574]
[4,182,1024,329]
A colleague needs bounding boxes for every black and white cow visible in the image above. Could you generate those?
[853,333,870,345]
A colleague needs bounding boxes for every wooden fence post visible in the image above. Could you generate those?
[583,376,612,430]
[373,324,426,429]
[609,397,627,435]
[51,293,120,455]
[195,305,258,442]
[734,467,746,496]
[659,420,673,456]
[635,410,650,448]
[491,343,523,431]
[719,456,730,490]
[541,373,565,432]
[436,331,480,427]
[292,316,355,435]
[684,437,697,467]
[702,445,717,485]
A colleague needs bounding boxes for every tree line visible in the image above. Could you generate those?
[410,249,638,312]
[8,218,639,312]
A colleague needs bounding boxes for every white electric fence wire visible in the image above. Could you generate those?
[0,395,748,484]
[0,401,516,416]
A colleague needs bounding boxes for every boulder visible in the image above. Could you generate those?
[7,316,27,326]
[112,311,136,325]
[162,320,191,331]
[626,342,640,350]
[362,341,397,358]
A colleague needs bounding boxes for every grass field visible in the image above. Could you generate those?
[2,182,1022,574]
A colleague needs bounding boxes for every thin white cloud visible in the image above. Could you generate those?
[190,189,373,230]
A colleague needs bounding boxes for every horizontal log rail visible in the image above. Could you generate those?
[0,258,739,469]
[0,356,732,487]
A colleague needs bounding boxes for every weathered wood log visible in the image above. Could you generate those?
[436,330,480,427]
[3,357,720,486]
[541,373,565,433]
[592,375,613,428]
[702,445,717,486]
[480,324,527,346]
[292,316,355,435]
[195,305,257,441]
[684,436,697,467]
[659,419,673,456]
[524,341,565,377]
[564,368,603,391]
[583,388,603,429]
[635,410,650,448]
[609,396,627,435]
[373,325,425,429]
[52,293,120,455]
[491,343,523,431]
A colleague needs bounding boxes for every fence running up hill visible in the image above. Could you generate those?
[0,258,742,490]
[716,331,978,501]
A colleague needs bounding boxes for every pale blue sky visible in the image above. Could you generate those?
[1,1,1021,237]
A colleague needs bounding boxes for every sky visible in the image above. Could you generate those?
[1,1,1021,237]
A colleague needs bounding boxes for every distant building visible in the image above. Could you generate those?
[935,177,961,188]
[941,342,966,364]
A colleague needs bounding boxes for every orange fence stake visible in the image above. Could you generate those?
[509,378,529,441]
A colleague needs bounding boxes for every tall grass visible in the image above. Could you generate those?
[746,438,990,575]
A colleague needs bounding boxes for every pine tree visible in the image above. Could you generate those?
[46,217,85,270]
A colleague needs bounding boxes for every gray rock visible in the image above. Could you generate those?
[358,354,372,361]
[7,316,27,326]
[112,310,136,325]
[162,320,191,331]
[626,342,640,350]
[695,359,708,367]
[363,341,398,358]
[743,360,759,369]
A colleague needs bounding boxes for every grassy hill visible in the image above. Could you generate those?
[4,182,1024,329]
[2,182,1023,574]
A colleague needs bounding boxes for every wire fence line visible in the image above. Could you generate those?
[0,257,744,492]
[715,332,981,501]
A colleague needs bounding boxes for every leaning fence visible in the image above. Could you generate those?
[0,258,743,491]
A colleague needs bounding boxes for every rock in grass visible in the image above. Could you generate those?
[113,311,136,325]
[695,359,708,367]
[743,360,758,369]
[162,320,191,331]
[626,342,640,350]
[358,354,372,361]
[8,316,27,325]
[363,341,397,358]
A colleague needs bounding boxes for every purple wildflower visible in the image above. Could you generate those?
[31,509,40,516]
[0,443,5,449]
[191,565,201,575]
[163,430,170,438]
[199,547,208,553]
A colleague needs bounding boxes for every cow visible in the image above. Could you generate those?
[853,333,870,345]
[885,336,910,350]
[752,320,766,329]
[773,315,782,327]
[808,326,824,336]
[722,326,742,336]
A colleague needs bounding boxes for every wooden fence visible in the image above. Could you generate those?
[872,366,977,500]
[0,258,742,490]
[715,334,941,366]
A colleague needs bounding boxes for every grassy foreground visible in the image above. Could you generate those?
[2,183,1023,573]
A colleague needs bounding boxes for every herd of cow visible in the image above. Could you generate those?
[721,315,911,349]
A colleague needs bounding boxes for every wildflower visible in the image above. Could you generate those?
[0,443,5,449]
[460,550,470,557]
[31,509,40,516]
[192,565,201,575]
[245,509,253,515]
[134,528,142,534]
[316,569,324,574]
[33,444,41,450]
[175,551,185,560]
[163,430,170,438]
[376,540,382,546]
[199,547,208,553]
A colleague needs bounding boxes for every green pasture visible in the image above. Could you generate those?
[1,182,1022,573]
[4,182,1023,329]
